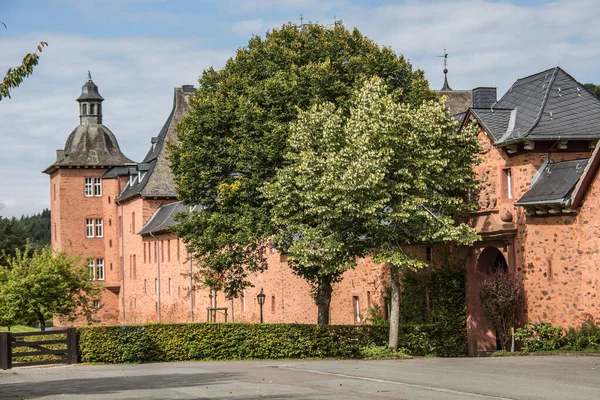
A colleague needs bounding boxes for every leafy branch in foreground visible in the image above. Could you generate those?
[0,22,48,101]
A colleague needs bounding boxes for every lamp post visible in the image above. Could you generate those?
[257,289,266,324]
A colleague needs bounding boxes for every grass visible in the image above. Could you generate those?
[491,349,600,357]
[0,325,38,333]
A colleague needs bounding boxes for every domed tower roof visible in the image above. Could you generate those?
[77,72,104,102]
[43,73,134,174]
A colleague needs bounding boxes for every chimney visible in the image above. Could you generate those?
[472,87,497,108]
[182,85,195,94]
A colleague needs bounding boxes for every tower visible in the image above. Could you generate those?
[77,71,104,125]
[44,73,135,324]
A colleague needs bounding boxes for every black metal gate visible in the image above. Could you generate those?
[0,328,77,370]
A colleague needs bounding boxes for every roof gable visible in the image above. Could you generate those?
[467,67,600,146]
[117,87,193,202]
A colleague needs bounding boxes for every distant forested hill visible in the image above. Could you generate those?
[19,209,51,247]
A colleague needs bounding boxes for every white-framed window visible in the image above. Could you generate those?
[84,178,93,197]
[95,218,103,238]
[88,259,105,281]
[88,259,95,279]
[93,300,100,309]
[94,178,102,196]
[503,168,513,200]
[85,219,94,238]
[95,258,105,280]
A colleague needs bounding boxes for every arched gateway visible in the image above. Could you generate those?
[466,245,510,356]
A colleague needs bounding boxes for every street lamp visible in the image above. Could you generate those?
[257,289,266,323]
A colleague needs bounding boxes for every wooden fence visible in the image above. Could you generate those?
[0,328,77,370]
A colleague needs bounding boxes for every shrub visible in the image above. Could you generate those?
[78,322,466,363]
[362,304,388,326]
[563,318,600,351]
[479,270,523,351]
[399,268,468,356]
[515,322,564,352]
[360,343,411,360]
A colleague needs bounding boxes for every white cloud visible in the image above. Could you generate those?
[340,0,600,93]
[3,0,600,218]
[0,33,231,217]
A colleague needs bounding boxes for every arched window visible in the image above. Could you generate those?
[98,104,102,115]
[82,104,87,115]
[90,104,95,115]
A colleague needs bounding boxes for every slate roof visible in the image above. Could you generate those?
[438,90,473,117]
[116,86,194,202]
[468,67,600,145]
[77,79,104,102]
[44,124,134,174]
[470,108,513,141]
[515,158,588,206]
[138,201,202,236]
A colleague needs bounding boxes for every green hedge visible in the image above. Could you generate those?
[77,322,464,363]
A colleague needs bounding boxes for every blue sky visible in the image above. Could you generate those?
[1,0,600,217]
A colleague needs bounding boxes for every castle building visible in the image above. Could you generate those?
[46,67,600,356]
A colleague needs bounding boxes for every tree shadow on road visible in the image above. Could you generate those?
[0,372,235,399]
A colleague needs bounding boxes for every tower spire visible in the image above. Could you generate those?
[438,48,452,91]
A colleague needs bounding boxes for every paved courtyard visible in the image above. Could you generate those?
[1,356,599,399]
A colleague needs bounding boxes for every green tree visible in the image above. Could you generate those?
[0,216,28,266]
[0,22,47,101]
[584,83,600,99]
[265,78,479,347]
[0,246,102,330]
[170,23,434,316]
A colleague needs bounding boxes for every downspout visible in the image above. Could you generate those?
[120,203,125,322]
[190,256,194,322]
[149,231,161,323]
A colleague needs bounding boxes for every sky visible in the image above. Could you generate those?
[1,0,600,218]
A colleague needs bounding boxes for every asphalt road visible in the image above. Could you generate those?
[1,356,599,399]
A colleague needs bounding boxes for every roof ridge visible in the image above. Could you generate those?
[514,66,558,84]
[523,66,559,138]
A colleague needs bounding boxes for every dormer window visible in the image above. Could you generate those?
[82,104,87,115]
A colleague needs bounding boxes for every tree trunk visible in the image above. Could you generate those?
[36,311,46,332]
[388,263,400,352]
[316,278,333,325]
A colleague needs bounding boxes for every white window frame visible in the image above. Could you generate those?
[95,218,103,238]
[506,169,513,199]
[93,300,100,309]
[85,218,94,238]
[96,258,105,281]
[88,259,95,279]
[94,177,102,196]
[84,178,93,197]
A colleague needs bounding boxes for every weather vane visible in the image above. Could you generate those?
[437,49,452,91]
[87,70,92,81]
